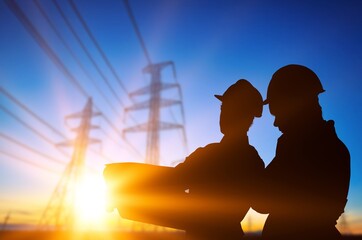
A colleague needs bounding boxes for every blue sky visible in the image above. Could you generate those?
[0,0,361,232]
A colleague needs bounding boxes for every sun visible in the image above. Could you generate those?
[74,173,108,229]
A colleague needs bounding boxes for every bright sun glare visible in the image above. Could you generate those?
[74,173,108,229]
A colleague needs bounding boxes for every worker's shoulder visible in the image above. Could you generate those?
[190,142,220,156]
[246,144,265,168]
[177,143,220,167]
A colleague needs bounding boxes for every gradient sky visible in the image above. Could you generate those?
[0,0,361,233]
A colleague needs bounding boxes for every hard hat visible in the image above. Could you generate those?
[264,64,325,105]
[215,79,263,117]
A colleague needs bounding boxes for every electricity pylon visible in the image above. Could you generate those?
[38,98,100,229]
[123,61,187,165]
[1,210,31,231]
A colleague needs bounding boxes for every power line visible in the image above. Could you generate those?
[0,131,66,165]
[123,0,152,65]
[68,0,130,96]
[0,149,60,174]
[1,83,136,164]
[0,86,67,139]
[6,0,144,162]
[99,128,143,160]
[122,0,189,164]
[101,113,144,159]
[88,149,115,164]
[0,104,70,158]
[51,0,140,125]
[0,85,115,164]
[100,128,127,151]
[0,101,108,171]
[51,0,125,108]
[123,0,186,127]
[5,0,140,161]
[4,0,88,98]
[32,0,123,119]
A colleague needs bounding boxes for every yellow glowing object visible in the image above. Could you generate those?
[74,174,107,229]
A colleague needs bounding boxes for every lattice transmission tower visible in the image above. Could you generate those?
[123,0,187,166]
[38,98,100,229]
[123,61,187,165]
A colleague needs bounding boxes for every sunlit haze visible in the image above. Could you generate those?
[0,0,361,237]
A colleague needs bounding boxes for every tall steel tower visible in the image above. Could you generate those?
[123,0,187,165]
[38,98,100,229]
[123,61,186,165]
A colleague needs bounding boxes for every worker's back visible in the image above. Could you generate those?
[262,120,350,240]
[175,135,264,240]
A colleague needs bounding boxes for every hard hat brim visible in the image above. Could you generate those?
[214,94,223,101]
[263,89,325,105]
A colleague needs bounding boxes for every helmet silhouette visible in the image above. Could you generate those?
[215,79,263,117]
[264,64,325,104]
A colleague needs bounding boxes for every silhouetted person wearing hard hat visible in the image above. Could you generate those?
[174,79,265,240]
[257,65,350,240]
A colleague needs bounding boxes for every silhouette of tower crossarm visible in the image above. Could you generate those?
[128,82,181,99]
[123,121,185,166]
[38,98,101,230]
[126,82,185,125]
[128,61,179,97]
[125,99,182,112]
[123,60,187,166]
[143,61,176,78]
[123,121,184,134]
